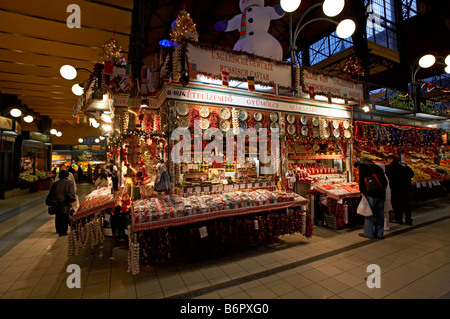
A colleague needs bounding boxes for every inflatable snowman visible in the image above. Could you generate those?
[215,0,285,60]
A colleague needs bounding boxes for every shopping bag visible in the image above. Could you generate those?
[357,196,373,217]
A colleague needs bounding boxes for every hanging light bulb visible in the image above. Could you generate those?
[99,136,105,140]
[323,0,345,17]
[95,138,100,143]
[50,129,57,135]
[363,105,370,112]
[336,19,356,39]
[280,0,301,13]
[60,65,77,80]
[418,54,436,68]
[56,131,62,137]
[23,115,34,123]
[78,138,83,143]
[445,65,450,74]
[10,108,22,117]
[72,84,84,96]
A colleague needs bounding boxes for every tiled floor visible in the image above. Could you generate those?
[0,184,449,300]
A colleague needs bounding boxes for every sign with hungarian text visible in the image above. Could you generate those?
[186,42,292,89]
[302,68,364,103]
[167,84,351,119]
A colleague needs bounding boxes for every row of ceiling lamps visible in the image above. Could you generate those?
[78,136,105,144]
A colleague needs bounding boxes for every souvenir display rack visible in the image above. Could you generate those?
[128,190,311,269]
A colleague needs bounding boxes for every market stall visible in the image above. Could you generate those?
[353,119,449,202]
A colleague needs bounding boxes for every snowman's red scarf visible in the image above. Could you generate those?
[240,4,261,40]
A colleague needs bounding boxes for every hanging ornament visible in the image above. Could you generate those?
[99,38,126,65]
[169,9,199,45]
[343,55,365,78]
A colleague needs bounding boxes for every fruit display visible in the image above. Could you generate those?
[18,170,53,183]
[18,172,39,182]
[410,163,447,183]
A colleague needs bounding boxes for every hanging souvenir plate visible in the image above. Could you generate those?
[301,126,308,136]
[254,122,262,130]
[199,106,210,118]
[332,120,339,129]
[176,102,189,116]
[254,112,262,121]
[333,128,340,138]
[201,119,210,130]
[239,121,247,132]
[178,116,190,128]
[168,100,176,107]
[286,114,295,124]
[220,108,231,120]
[343,120,350,129]
[321,118,328,128]
[344,129,351,139]
[313,144,320,152]
[270,112,278,122]
[219,120,230,131]
[314,127,320,137]
[323,127,331,138]
[312,117,319,126]
[270,121,280,131]
[238,109,248,121]
[287,124,296,135]
[301,115,308,125]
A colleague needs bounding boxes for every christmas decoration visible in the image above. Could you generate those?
[99,38,126,65]
[343,55,365,78]
[170,9,199,46]
[214,0,284,60]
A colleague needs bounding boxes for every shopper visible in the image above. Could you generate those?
[108,160,119,193]
[87,164,93,184]
[385,154,415,225]
[46,170,76,236]
[154,159,170,194]
[55,164,77,192]
[94,168,109,188]
[78,165,84,184]
[377,163,393,231]
[355,157,388,239]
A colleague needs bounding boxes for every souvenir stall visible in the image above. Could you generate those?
[353,116,449,202]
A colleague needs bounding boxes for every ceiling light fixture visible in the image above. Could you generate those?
[323,0,345,17]
[102,124,112,132]
[280,0,301,12]
[50,129,57,135]
[95,138,100,143]
[56,131,62,137]
[418,54,436,68]
[60,65,77,80]
[23,115,34,123]
[72,83,84,96]
[362,105,370,112]
[99,136,105,140]
[10,108,22,117]
[78,138,83,143]
[336,19,356,39]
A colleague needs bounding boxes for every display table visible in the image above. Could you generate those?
[313,183,362,230]
[127,190,312,273]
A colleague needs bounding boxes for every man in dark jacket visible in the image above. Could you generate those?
[385,154,415,225]
[356,157,388,239]
[46,170,76,236]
